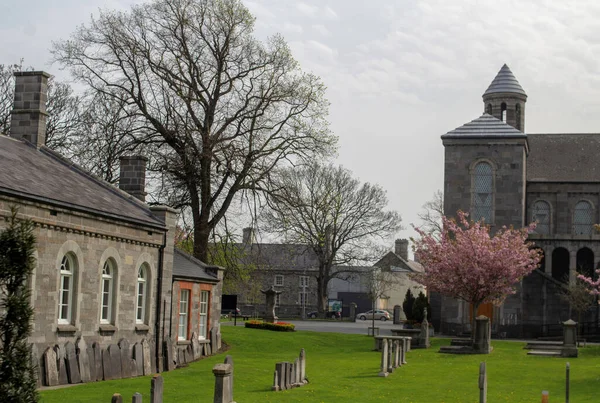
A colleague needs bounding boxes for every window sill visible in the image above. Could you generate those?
[99,324,117,333]
[198,338,209,344]
[177,340,191,345]
[56,324,78,333]
[135,324,150,332]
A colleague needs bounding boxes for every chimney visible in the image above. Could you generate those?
[119,156,148,202]
[10,71,51,148]
[242,227,255,245]
[395,239,409,261]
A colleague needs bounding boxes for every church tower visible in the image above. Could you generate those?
[482,64,527,132]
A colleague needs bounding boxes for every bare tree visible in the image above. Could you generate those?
[53,0,335,262]
[366,267,401,332]
[262,162,402,314]
[417,190,444,238]
[560,276,596,329]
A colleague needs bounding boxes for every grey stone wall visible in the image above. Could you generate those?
[0,195,175,383]
[482,93,527,132]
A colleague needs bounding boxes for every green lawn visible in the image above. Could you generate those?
[40,327,600,403]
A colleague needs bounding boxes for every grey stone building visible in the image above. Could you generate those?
[0,71,223,386]
[438,64,599,338]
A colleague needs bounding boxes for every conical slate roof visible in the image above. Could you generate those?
[483,64,527,97]
[441,114,526,139]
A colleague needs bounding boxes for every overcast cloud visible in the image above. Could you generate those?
[2,0,599,251]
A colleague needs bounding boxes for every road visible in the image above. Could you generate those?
[223,318,400,335]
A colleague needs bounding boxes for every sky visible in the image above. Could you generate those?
[2,0,600,252]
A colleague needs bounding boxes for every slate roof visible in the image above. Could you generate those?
[172,249,220,282]
[0,135,164,228]
[527,133,600,182]
[374,251,423,273]
[441,114,526,139]
[237,243,320,271]
[483,64,527,97]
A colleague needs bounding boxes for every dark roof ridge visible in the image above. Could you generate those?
[529,132,600,136]
[174,248,222,271]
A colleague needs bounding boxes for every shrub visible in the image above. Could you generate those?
[244,320,295,332]
[412,291,431,323]
[403,289,416,320]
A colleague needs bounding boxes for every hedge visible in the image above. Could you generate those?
[244,320,295,332]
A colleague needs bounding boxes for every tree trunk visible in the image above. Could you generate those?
[471,302,480,343]
[316,275,328,316]
[371,298,376,337]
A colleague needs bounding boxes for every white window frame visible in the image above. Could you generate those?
[299,276,309,288]
[298,291,308,306]
[136,265,147,324]
[199,290,209,340]
[58,255,74,324]
[101,260,114,324]
[274,275,284,287]
[178,289,190,340]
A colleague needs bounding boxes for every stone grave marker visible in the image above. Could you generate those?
[299,348,306,382]
[164,339,175,371]
[54,344,68,385]
[118,339,132,378]
[379,339,389,377]
[30,344,41,388]
[212,363,233,403]
[479,362,487,403]
[111,393,123,403]
[224,355,234,397]
[93,342,103,381]
[102,349,112,381]
[76,337,91,383]
[275,362,286,390]
[134,342,144,376]
[132,392,143,403]
[43,347,59,386]
[65,341,81,384]
[141,339,152,376]
[109,344,123,379]
[151,374,164,403]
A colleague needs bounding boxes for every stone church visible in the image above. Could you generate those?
[436,64,599,338]
[0,71,224,386]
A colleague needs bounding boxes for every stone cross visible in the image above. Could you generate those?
[260,286,283,323]
[212,363,234,403]
[479,362,487,403]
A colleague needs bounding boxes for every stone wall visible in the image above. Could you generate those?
[0,195,175,384]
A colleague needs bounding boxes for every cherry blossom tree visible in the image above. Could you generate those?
[412,211,542,333]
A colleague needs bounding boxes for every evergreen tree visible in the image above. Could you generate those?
[412,291,431,323]
[402,289,416,321]
[0,208,38,402]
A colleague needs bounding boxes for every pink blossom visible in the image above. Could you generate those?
[412,211,542,308]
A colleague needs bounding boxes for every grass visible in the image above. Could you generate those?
[40,327,600,403]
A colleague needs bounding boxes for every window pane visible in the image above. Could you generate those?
[178,290,189,340]
[532,201,550,234]
[574,201,594,235]
[472,162,493,223]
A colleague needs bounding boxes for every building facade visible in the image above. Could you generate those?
[0,71,222,386]
[438,64,598,337]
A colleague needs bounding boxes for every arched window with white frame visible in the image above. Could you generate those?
[573,200,594,235]
[532,200,551,235]
[136,265,149,324]
[471,161,494,224]
[58,254,75,324]
[101,259,116,323]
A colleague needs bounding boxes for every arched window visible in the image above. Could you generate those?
[573,200,594,235]
[486,103,492,115]
[472,161,493,223]
[136,265,148,324]
[552,247,570,282]
[101,260,115,323]
[532,200,551,235]
[58,254,75,324]
[576,248,594,279]
[501,102,507,122]
[515,103,521,130]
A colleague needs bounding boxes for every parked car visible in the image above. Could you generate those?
[357,310,390,321]
[307,310,341,319]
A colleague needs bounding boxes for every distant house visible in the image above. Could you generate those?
[0,71,223,386]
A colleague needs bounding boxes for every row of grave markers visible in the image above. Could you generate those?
[272,348,307,391]
[376,336,410,377]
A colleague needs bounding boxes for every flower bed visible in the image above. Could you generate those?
[244,320,295,332]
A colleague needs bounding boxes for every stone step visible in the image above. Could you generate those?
[524,343,562,350]
[527,350,562,357]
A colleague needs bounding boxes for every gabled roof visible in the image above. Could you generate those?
[483,64,527,97]
[0,135,164,228]
[374,251,423,273]
[527,133,600,182]
[173,249,220,282]
[237,243,319,271]
[441,114,526,139]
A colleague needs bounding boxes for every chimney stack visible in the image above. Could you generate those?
[10,71,51,148]
[395,239,409,261]
[119,156,148,202]
[242,227,255,245]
